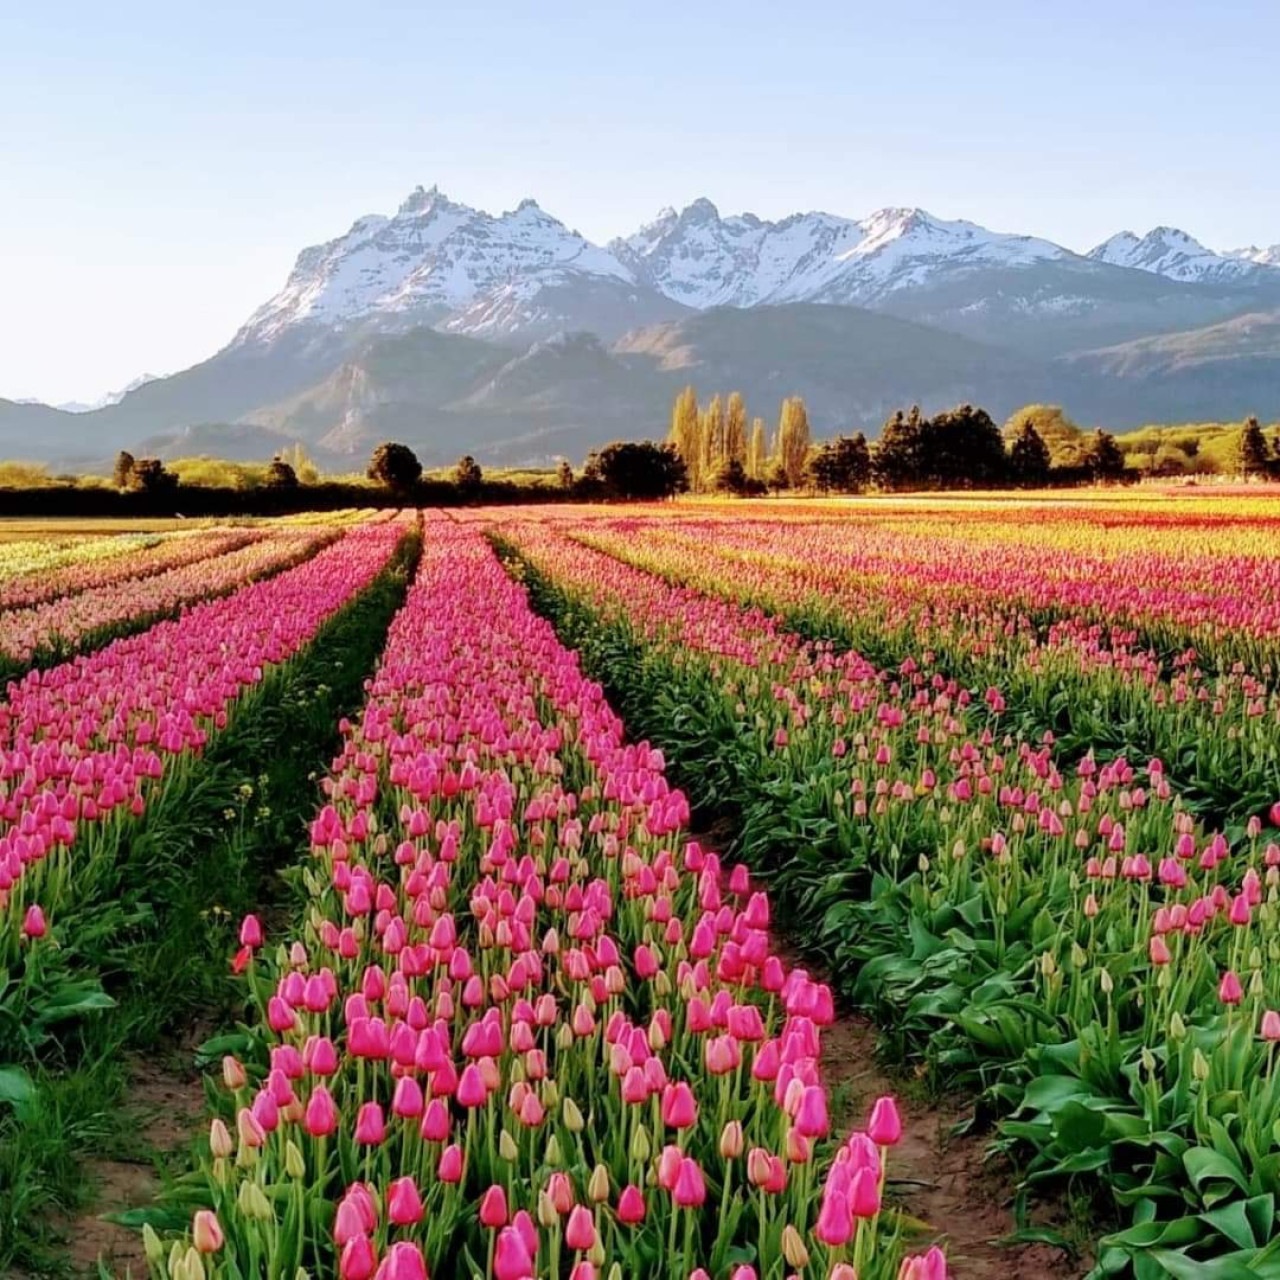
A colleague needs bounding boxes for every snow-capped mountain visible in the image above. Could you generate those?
[231,186,1280,360]
[1088,227,1279,284]
[613,201,1069,309]
[1229,243,1280,269]
[235,186,636,346]
[16,373,158,415]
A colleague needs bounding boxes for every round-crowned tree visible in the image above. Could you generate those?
[368,442,423,491]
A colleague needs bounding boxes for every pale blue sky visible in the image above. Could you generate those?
[3,1,1277,403]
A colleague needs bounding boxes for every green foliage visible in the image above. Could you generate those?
[1239,416,1272,476]
[874,404,1008,489]
[582,440,688,499]
[453,454,483,495]
[367,440,423,490]
[1117,419,1280,476]
[1002,405,1087,468]
[873,406,926,491]
[263,456,299,489]
[1084,428,1126,480]
[775,396,811,487]
[806,433,872,493]
[1007,419,1051,485]
[112,451,136,489]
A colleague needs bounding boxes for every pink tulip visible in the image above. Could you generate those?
[493,1226,535,1280]
[479,1184,509,1228]
[340,1235,378,1280]
[617,1184,646,1224]
[564,1205,596,1251]
[374,1242,429,1280]
[867,1095,903,1146]
[386,1177,423,1226]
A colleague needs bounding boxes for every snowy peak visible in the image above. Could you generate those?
[1088,226,1277,284]
[1229,243,1280,269]
[229,186,1280,353]
[235,186,633,346]
[613,200,1069,310]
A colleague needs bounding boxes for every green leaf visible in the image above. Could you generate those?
[1184,1146,1250,1198]
[0,1065,34,1107]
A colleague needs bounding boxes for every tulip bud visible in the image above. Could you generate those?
[629,1122,650,1163]
[209,1118,233,1159]
[1192,1048,1211,1082]
[719,1120,744,1160]
[537,1190,558,1229]
[781,1224,809,1268]
[222,1056,247,1090]
[237,1179,273,1222]
[588,1163,610,1203]
[192,1210,223,1253]
[563,1098,585,1133]
[285,1140,306,1179]
[142,1224,164,1265]
[499,1129,519,1162]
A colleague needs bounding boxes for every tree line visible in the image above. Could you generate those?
[659,389,1134,496]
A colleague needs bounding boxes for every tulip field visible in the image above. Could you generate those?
[2,492,1279,1279]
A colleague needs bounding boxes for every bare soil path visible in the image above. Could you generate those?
[60,1035,208,1278]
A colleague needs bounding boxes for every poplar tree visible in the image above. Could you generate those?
[775,397,811,487]
[668,386,702,490]
[701,394,726,488]
[724,392,747,466]
[747,418,768,479]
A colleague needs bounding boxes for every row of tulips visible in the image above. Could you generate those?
[0,524,349,668]
[1,516,414,995]
[0,528,263,613]
[492,516,1280,1273]
[0,530,164,584]
[153,519,945,1280]
[522,510,1280,827]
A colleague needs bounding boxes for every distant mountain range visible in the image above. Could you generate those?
[5,187,1280,469]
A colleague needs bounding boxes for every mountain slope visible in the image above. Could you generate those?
[614,302,1046,427]
[1061,309,1280,421]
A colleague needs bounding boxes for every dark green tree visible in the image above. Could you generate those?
[368,441,423,491]
[1084,429,1126,481]
[873,406,925,491]
[1239,416,1270,476]
[112,450,136,490]
[807,434,872,493]
[131,457,178,495]
[767,461,791,493]
[582,441,688,499]
[714,458,749,495]
[1008,419,1051,485]
[453,454,483,495]
[921,405,1007,488]
[264,457,299,488]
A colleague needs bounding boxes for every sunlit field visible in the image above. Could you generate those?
[2,491,1277,1278]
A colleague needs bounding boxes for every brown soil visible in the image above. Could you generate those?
[60,1038,208,1278]
[818,1014,1085,1277]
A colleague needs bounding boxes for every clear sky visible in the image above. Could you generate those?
[3,0,1278,404]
